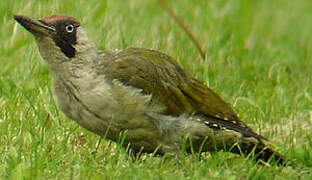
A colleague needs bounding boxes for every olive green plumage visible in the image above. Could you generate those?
[99,48,285,164]
[100,48,263,139]
[14,14,287,166]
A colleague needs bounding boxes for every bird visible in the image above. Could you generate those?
[14,14,286,165]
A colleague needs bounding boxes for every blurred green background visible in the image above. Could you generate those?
[0,0,312,179]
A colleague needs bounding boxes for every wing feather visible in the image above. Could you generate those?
[99,48,264,140]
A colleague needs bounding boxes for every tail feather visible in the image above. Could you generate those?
[185,126,287,166]
[229,140,286,165]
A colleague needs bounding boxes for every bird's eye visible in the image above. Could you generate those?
[65,24,74,33]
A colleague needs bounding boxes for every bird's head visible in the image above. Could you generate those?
[14,14,95,67]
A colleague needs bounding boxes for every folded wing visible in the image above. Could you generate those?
[99,48,264,140]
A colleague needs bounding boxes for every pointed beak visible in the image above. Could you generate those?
[14,15,55,36]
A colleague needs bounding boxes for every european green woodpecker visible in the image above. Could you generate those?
[14,14,285,165]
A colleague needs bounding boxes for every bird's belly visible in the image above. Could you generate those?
[52,76,167,148]
[52,78,215,154]
[54,85,164,150]
[52,81,110,136]
[52,80,224,154]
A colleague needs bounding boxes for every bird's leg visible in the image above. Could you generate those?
[92,136,103,155]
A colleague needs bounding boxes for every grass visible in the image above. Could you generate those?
[1,0,312,179]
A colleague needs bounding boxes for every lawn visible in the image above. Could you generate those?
[1,0,312,179]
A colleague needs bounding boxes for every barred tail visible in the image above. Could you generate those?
[229,140,286,165]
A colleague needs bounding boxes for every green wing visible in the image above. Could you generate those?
[99,48,263,140]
